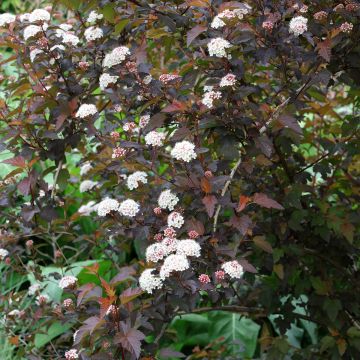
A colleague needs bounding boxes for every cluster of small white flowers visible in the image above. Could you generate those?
[103,46,131,68]
[36,294,49,305]
[162,237,179,255]
[50,44,65,55]
[289,16,308,36]
[160,254,190,279]
[65,349,79,360]
[221,260,244,279]
[207,37,232,58]
[170,141,197,162]
[143,75,153,85]
[159,74,181,84]
[139,114,150,128]
[84,26,103,42]
[20,13,30,22]
[75,104,97,118]
[99,73,118,90]
[29,9,50,23]
[211,6,251,29]
[118,199,140,217]
[139,268,163,294]
[80,162,92,176]
[61,33,80,46]
[55,24,72,38]
[158,190,179,211]
[78,201,98,216]
[87,11,103,23]
[59,275,78,289]
[79,180,98,193]
[30,49,43,63]
[0,248,9,259]
[146,243,167,263]
[201,90,222,109]
[97,198,119,216]
[127,171,148,190]
[145,131,166,147]
[176,239,201,257]
[23,25,43,41]
[167,212,184,228]
[0,13,16,27]
[220,73,237,87]
[28,283,41,295]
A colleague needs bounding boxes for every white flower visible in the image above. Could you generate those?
[160,254,190,279]
[211,16,226,29]
[176,239,201,257]
[50,44,65,53]
[97,198,119,216]
[84,26,103,42]
[0,13,16,27]
[0,248,9,259]
[80,162,92,176]
[289,16,308,36]
[59,275,78,289]
[59,24,73,31]
[78,201,98,216]
[79,180,98,193]
[201,90,222,109]
[8,309,21,317]
[170,141,197,162]
[61,33,80,46]
[127,171,148,190]
[87,11,103,24]
[207,37,232,58]
[211,7,251,29]
[23,25,42,40]
[167,212,184,228]
[28,283,41,295]
[30,49,43,63]
[118,199,140,217]
[106,304,118,316]
[75,104,97,118]
[139,268,163,294]
[145,131,166,147]
[65,349,79,360]
[99,73,118,90]
[158,190,179,211]
[203,85,214,92]
[139,114,150,128]
[161,237,179,255]
[103,46,131,68]
[143,75,152,85]
[146,243,167,263]
[29,9,50,23]
[20,13,30,22]
[220,73,236,87]
[36,294,49,305]
[221,260,244,279]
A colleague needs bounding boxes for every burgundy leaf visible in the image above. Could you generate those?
[239,258,258,273]
[17,177,31,195]
[277,114,302,134]
[253,193,284,210]
[255,134,273,157]
[185,218,205,235]
[120,287,143,305]
[227,215,252,235]
[316,38,331,62]
[110,266,136,285]
[3,155,26,168]
[187,25,207,47]
[202,195,217,218]
[114,322,145,359]
[74,316,105,345]
[162,100,187,113]
[159,347,186,358]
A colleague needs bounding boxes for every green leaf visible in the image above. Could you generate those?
[114,19,129,35]
[34,321,74,348]
[102,4,116,23]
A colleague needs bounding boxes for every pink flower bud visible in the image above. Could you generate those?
[188,230,199,239]
[215,270,225,281]
[199,274,211,284]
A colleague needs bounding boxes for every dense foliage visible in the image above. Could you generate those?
[0,0,359,359]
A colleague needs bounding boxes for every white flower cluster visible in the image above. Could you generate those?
[29,9,50,23]
[162,237,178,254]
[144,131,166,147]
[55,23,72,38]
[289,16,308,36]
[99,73,118,90]
[61,33,80,46]
[167,212,184,228]
[59,275,78,289]
[97,198,119,216]
[160,254,190,279]
[176,239,201,257]
[211,6,251,29]
[221,260,244,279]
[118,199,140,217]
[127,171,148,190]
[220,73,237,87]
[0,13,16,27]
[139,269,163,294]
[170,141,197,162]
[84,26,103,42]
[65,349,79,360]
[0,248,9,259]
[139,114,150,128]
[30,49,43,63]
[103,46,131,68]
[79,180,98,193]
[75,104,97,118]
[207,37,232,58]
[201,90,222,109]
[28,283,41,295]
[80,162,92,176]
[78,201,98,216]
[87,11,103,24]
[158,190,179,211]
[23,25,44,41]
[146,243,167,263]
[36,294,49,305]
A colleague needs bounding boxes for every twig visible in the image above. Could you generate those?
[51,159,63,199]
[213,156,242,234]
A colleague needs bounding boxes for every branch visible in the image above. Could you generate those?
[213,156,242,234]
[179,305,266,318]
[51,159,63,199]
